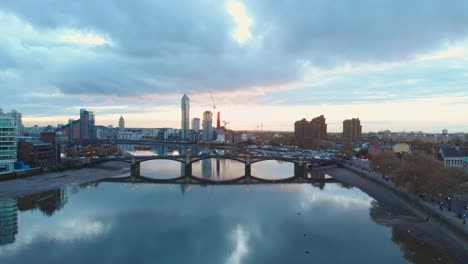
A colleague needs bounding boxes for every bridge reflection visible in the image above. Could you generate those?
[100,170,338,185]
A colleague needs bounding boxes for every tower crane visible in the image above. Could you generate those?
[209,91,216,110]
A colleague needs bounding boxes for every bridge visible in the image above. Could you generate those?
[91,154,339,180]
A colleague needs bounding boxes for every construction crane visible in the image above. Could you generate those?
[223,120,230,128]
[209,91,216,109]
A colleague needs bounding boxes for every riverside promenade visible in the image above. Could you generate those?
[338,163,468,237]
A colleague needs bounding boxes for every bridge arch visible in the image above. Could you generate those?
[137,157,186,164]
[250,158,298,165]
[190,156,246,164]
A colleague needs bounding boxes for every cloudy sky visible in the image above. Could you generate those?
[0,0,467,132]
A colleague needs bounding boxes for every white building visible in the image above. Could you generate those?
[0,115,17,173]
[119,116,125,132]
[118,131,143,141]
[241,133,256,142]
[439,146,468,172]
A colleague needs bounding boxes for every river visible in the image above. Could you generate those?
[0,149,466,263]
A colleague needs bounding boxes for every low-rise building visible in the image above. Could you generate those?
[17,139,57,168]
[439,146,468,172]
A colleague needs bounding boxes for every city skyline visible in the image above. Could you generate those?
[1,1,468,132]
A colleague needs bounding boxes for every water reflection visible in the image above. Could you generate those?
[251,160,295,179]
[140,160,182,179]
[192,158,245,180]
[369,200,457,264]
[0,180,464,263]
[0,199,17,246]
[0,189,67,247]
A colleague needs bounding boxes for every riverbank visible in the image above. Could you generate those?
[326,167,468,263]
[0,161,129,199]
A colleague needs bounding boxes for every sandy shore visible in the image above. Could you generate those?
[0,161,129,199]
[326,167,468,264]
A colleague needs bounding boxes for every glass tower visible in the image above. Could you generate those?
[181,94,190,140]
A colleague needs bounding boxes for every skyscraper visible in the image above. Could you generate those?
[181,94,190,140]
[192,118,200,131]
[216,112,221,129]
[119,116,125,132]
[79,109,95,140]
[0,115,17,173]
[202,111,213,141]
[343,118,362,142]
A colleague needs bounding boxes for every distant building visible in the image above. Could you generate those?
[80,109,95,140]
[343,118,362,142]
[192,118,200,131]
[181,94,190,140]
[216,112,221,129]
[59,109,96,143]
[0,115,17,173]
[5,110,23,137]
[294,115,327,147]
[442,129,448,135]
[119,116,125,132]
[241,133,256,142]
[439,146,468,172]
[202,111,213,141]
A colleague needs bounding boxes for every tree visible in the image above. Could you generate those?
[435,167,468,211]
[394,151,443,196]
[339,139,354,159]
[370,151,401,177]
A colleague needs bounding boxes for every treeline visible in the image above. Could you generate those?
[371,151,468,202]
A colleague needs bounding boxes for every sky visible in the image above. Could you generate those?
[0,0,467,132]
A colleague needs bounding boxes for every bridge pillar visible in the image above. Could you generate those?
[245,155,251,181]
[294,163,305,179]
[131,162,140,177]
[184,154,192,183]
[184,163,192,178]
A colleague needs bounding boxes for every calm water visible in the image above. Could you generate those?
[0,158,460,263]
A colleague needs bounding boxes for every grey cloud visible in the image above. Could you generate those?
[246,0,468,65]
[0,0,468,99]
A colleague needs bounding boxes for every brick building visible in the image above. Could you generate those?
[294,115,327,147]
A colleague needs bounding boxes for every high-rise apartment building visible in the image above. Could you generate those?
[0,115,17,173]
[202,111,213,141]
[119,116,125,132]
[343,118,362,142]
[294,115,327,147]
[60,109,95,143]
[192,118,200,131]
[79,109,95,140]
[216,112,221,129]
[181,94,190,140]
